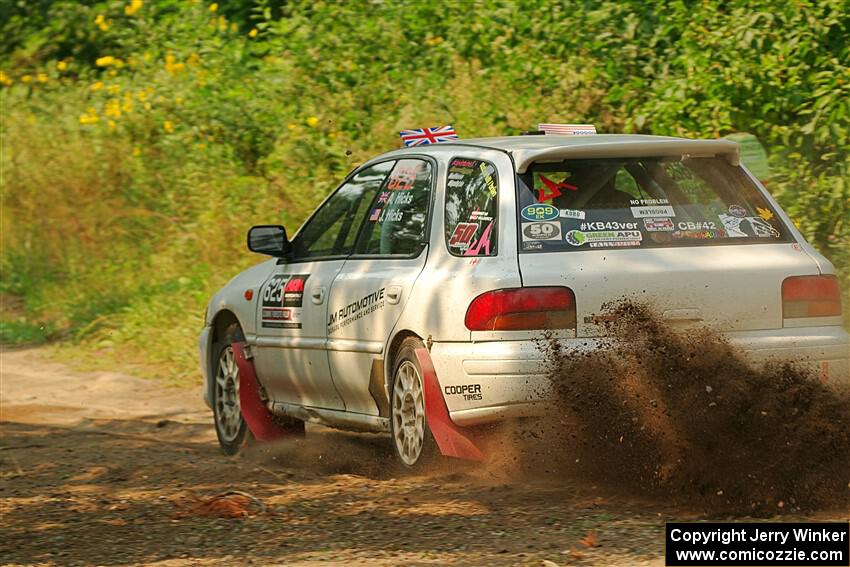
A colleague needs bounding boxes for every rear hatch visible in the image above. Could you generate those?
[514,155,819,335]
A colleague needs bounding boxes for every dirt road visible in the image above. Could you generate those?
[0,347,844,566]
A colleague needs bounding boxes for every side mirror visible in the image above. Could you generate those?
[247,225,290,257]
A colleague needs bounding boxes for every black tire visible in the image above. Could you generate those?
[390,337,438,469]
[212,334,250,456]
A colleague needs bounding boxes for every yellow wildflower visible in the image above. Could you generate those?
[90,81,104,91]
[144,102,152,111]
[124,0,143,16]
[96,56,117,67]
[209,3,218,12]
[79,108,99,125]
[94,14,109,32]
[121,93,134,113]
[132,146,142,157]
[287,123,297,131]
[187,52,200,66]
[104,99,122,118]
[163,120,174,133]
[230,23,238,33]
[21,74,32,84]
[57,61,68,71]
[249,28,258,38]
[218,16,227,32]
[196,143,207,151]
[108,69,118,77]
[107,84,121,95]
[165,53,185,75]
[108,120,117,130]
[36,73,48,83]
[137,90,147,102]
[0,71,12,86]
[306,116,319,127]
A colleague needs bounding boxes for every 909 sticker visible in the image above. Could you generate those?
[521,204,558,221]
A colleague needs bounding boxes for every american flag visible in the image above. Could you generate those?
[538,123,597,135]
[369,208,382,222]
[399,125,459,146]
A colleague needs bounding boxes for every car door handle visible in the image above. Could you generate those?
[386,285,402,305]
[311,286,326,305]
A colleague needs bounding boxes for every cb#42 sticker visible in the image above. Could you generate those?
[521,221,561,241]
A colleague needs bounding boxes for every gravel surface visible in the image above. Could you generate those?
[1,347,846,566]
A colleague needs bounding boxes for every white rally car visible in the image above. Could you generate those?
[199,133,849,468]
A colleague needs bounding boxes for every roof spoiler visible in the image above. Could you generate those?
[513,138,740,173]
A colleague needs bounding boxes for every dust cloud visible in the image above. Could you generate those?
[522,301,850,515]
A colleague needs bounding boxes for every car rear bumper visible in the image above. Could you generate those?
[431,325,850,427]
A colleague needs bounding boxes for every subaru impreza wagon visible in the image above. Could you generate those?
[199,134,849,468]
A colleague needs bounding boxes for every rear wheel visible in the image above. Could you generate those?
[212,340,249,455]
[390,338,437,469]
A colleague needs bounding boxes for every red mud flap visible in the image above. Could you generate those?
[231,342,297,441]
[415,347,485,462]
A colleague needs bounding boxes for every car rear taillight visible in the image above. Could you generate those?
[782,275,842,318]
[465,287,577,331]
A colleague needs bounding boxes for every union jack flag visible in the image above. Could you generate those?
[399,125,459,147]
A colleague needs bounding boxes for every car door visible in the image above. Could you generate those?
[326,158,435,416]
[251,161,394,410]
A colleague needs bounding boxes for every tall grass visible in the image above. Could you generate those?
[1,0,847,382]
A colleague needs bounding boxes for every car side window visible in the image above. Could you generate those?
[353,159,433,257]
[290,161,394,260]
[444,157,498,256]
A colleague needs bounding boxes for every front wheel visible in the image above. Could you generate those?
[212,341,249,455]
[390,338,437,469]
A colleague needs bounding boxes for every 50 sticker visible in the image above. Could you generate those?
[448,222,479,249]
[521,204,558,221]
[522,221,561,241]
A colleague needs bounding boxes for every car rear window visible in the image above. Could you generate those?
[516,156,790,253]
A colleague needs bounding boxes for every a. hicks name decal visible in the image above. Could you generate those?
[327,287,385,335]
[261,274,309,329]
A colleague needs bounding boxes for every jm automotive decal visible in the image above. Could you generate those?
[261,274,310,329]
[327,287,386,335]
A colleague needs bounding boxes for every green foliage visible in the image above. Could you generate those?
[1,0,848,377]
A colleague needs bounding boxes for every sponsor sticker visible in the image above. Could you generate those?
[521,221,561,241]
[443,383,483,401]
[631,205,676,218]
[581,221,638,231]
[630,198,669,206]
[643,217,675,232]
[261,274,310,329]
[448,222,479,250]
[756,206,775,221]
[560,208,586,220]
[672,229,727,240]
[677,221,718,231]
[521,203,559,221]
[327,287,386,335]
[565,229,642,247]
[522,241,543,251]
[728,204,748,218]
[718,214,780,238]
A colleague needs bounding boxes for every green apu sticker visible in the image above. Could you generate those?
[725,132,771,180]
